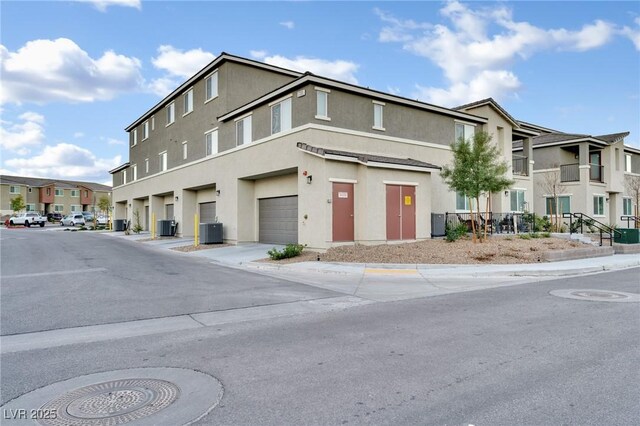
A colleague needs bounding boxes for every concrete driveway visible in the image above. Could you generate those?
[185,242,285,265]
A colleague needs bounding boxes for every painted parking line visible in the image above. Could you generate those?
[2,267,107,279]
[365,268,418,275]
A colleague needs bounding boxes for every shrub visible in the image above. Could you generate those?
[445,222,468,242]
[518,233,531,240]
[542,232,551,238]
[530,232,541,238]
[268,244,305,260]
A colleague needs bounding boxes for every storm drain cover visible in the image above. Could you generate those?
[0,368,223,426]
[550,289,640,303]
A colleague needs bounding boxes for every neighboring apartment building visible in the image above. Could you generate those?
[0,175,112,217]
[111,53,537,249]
[516,122,640,228]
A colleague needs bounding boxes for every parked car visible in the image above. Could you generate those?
[9,212,47,227]
[60,214,86,226]
[96,215,109,225]
[47,212,63,222]
[82,212,95,222]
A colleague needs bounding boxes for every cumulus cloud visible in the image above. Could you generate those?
[261,54,360,84]
[250,50,268,60]
[0,111,45,155]
[0,38,142,105]
[377,1,618,106]
[147,45,216,97]
[621,17,640,50]
[5,143,121,180]
[280,21,295,30]
[75,0,141,12]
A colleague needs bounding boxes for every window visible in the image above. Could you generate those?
[205,71,218,101]
[236,115,252,145]
[510,190,526,212]
[123,170,127,184]
[625,154,632,172]
[182,142,188,160]
[132,164,137,181]
[183,89,193,115]
[271,97,292,135]
[9,186,19,194]
[151,116,155,131]
[593,195,605,216]
[70,190,80,197]
[145,158,149,173]
[545,196,570,215]
[26,204,35,212]
[84,190,88,198]
[28,187,32,193]
[55,189,64,197]
[455,122,476,143]
[70,205,81,212]
[316,89,329,119]
[373,101,384,130]
[205,129,218,156]
[159,151,167,172]
[46,188,51,196]
[132,128,137,146]
[166,102,175,125]
[142,121,149,140]
[456,192,477,211]
[54,204,64,212]
[623,197,633,216]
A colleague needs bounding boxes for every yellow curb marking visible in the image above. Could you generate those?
[365,268,419,275]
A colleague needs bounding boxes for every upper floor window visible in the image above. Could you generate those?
[455,122,476,143]
[373,101,384,131]
[46,188,51,196]
[142,121,149,140]
[593,195,605,216]
[122,170,127,184]
[151,116,155,131]
[9,185,19,194]
[159,151,167,172]
[70,190,80,197]
[205,71,218,101]
[205,129,218,156]
[145,158,149,173]
[271,97,292,135]
[623,197,632,216]
[55,189,64,197]
[183,89,193,115]
[28,187,32,193]
[236,115,252,146]
[84,190,88,198]
[625,154,632,172]
[510,190,526,212]
[316,88,330,120]
[182,141,188,160]
[166,102,175,126]
[132,128,137,146]
[132,164,137,181]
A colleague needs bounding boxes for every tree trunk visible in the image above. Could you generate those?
[484,195,490,242]
[469,197,476,243]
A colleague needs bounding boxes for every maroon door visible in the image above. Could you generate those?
[386,185,401,240]
[332,183,354,241]
[386,185,416,240]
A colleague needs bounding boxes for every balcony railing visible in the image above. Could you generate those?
[560,163,579,182]
[590,163,604,182]
[512,156,528,176]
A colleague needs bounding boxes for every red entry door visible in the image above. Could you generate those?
[386,185,416,240]
[332,183,354,241]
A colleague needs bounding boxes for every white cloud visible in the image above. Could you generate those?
[5,143,121,180]
[104,137,125,146]
[262,55,360,84]
[280,21,295,30]
[151,45,215,78]
[621,17,640,50]
[147,77,178,98]
[0,38,142,105]
[0,112,45,155]
[76,0,141,12]
[377,1,618,105]
[250,50,268,60]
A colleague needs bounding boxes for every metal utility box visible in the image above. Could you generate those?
[199,223,223,244]
[158,220,175,237]
[431,213,446,237]
[614,228,640,244]
[113,219,126,232]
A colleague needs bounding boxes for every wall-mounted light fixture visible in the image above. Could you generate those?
[504,190,509,196]
[216,190,221,196]
[306,175,313,184]
[175,196,179,201]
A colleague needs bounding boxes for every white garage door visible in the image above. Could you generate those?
[259,196,298,244]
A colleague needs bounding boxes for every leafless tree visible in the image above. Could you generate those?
[537,166,566,232]
[625,174,640,228]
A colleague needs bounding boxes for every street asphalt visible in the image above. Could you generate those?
[1,227,638,425]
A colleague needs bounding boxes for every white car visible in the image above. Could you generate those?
[96,215,109,225]
[60,214,86,226]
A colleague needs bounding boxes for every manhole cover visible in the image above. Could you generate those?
[37,379,180,425]
[0,368,223,426]
[550,289,640,303]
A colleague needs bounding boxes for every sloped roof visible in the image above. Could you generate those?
[595,132,629,144]
[0,175,111,191]
[454,97,518,127]
[297,142,440,170]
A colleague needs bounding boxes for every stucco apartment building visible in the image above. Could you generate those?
[111,53,543,249]
[0,175,112,217]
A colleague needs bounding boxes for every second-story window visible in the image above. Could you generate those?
[373,101,385,130]
[316,88,329,120]
[145,158,149,173]
[271,97,292,135]
[142,121,149,140]
[183,89,193,115]
[205,129,218,156]
[455,122,475,143]
[9,186,19,194]
[236,115,252,146]
[625,154,632,172]
[182,141,188,160]
[132,128,137,146]
[205,71,218,101]
[70,190,79,197]
[132,164,137,181]
[166,102,175,126]
[159,151,167,172]
[122,170,127,184]
[55,189,64,197]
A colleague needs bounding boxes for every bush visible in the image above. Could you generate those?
[518,233,531,240]
[542,232,551,238]
[530,232,541,238]
[445,222,468,242]
[268,244,305,260]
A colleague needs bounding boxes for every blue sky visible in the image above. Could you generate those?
[1,0,639,185]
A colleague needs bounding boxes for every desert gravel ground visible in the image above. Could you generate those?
[261,236,585,264]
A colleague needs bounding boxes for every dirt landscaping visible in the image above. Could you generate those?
[171,243,231,252]
[260,235,586,265]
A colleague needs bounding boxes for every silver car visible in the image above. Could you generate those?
[60,214,86,226]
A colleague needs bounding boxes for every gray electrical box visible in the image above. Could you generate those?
[199,223,223,244]
[431,213,446,237]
